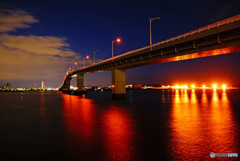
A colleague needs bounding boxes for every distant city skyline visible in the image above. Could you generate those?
[0,0,240,88]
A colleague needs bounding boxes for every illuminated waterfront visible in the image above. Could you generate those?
[0,89,239,160]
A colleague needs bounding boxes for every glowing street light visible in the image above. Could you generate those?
[202,85,206,88]
[212,84,217,89]
[222,84,226,89]
[112,37,121,58]
[73,62,78,69]
[191,84,195,88]
[66,67,72,75]
[149,17,160,50]
[83,56,90,67]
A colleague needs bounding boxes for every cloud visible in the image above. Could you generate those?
[0,8,82,87]
[0,8,38,32]
[0,34,80,81]
[0,34,76,57]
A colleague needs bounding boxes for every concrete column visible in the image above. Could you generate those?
[77,74,84,91]
[65,79,70,90]
[112,69,126,98]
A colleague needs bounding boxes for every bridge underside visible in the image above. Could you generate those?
[131,43,240,68]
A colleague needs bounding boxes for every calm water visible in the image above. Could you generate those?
[0,89,239,161]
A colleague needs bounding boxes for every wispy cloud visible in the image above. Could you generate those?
[0,8,81,87]
[0,34,80,80]
[0,34,77,58]
[0,8,38,32]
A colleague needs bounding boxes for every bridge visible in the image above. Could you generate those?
[59,14,240,98]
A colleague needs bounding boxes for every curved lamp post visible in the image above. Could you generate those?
[112,38,121,58]
[149,17,160,50]
[83,55,89,67]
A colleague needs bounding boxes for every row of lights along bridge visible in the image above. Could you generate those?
[172,84,227,89]
[66,17,161,74]
[66,38,121,75]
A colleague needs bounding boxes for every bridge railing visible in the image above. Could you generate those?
[72,15,240,72]
[154,14,240,45]
[156,15,239,49]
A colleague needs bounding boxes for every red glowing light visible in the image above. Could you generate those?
[74,62,77,65]
[116,38,121,43]
[112,85,115,88]
[86,56,89,59]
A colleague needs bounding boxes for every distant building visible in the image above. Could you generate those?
[42,80,45,90]
[133,84,142,89]
[32,83,37,90]
[3,83,11,90]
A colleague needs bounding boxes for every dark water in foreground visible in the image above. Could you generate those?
[0,89,239,161]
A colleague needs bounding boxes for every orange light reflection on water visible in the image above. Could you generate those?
[61,94,95,144]
[61,93,135,161]
[101,107,134,161]
[170,89,238,160]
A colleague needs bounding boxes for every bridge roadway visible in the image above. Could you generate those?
[59,14,240,98]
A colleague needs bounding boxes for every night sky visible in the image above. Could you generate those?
[0,0,239,88]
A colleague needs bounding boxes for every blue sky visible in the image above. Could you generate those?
[0,0,240,88]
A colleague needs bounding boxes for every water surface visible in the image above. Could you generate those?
[0,89,239,160]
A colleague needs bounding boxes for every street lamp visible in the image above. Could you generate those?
[112,37,121,58]
[83,56,90,67]
[93,50,99,64]
[66,67,72,75]
[149,17,160,50]
[73,62,78,70]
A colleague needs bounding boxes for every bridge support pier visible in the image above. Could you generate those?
[77,74,84,91]
[112,69,126,99]
[65,79,71,91]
